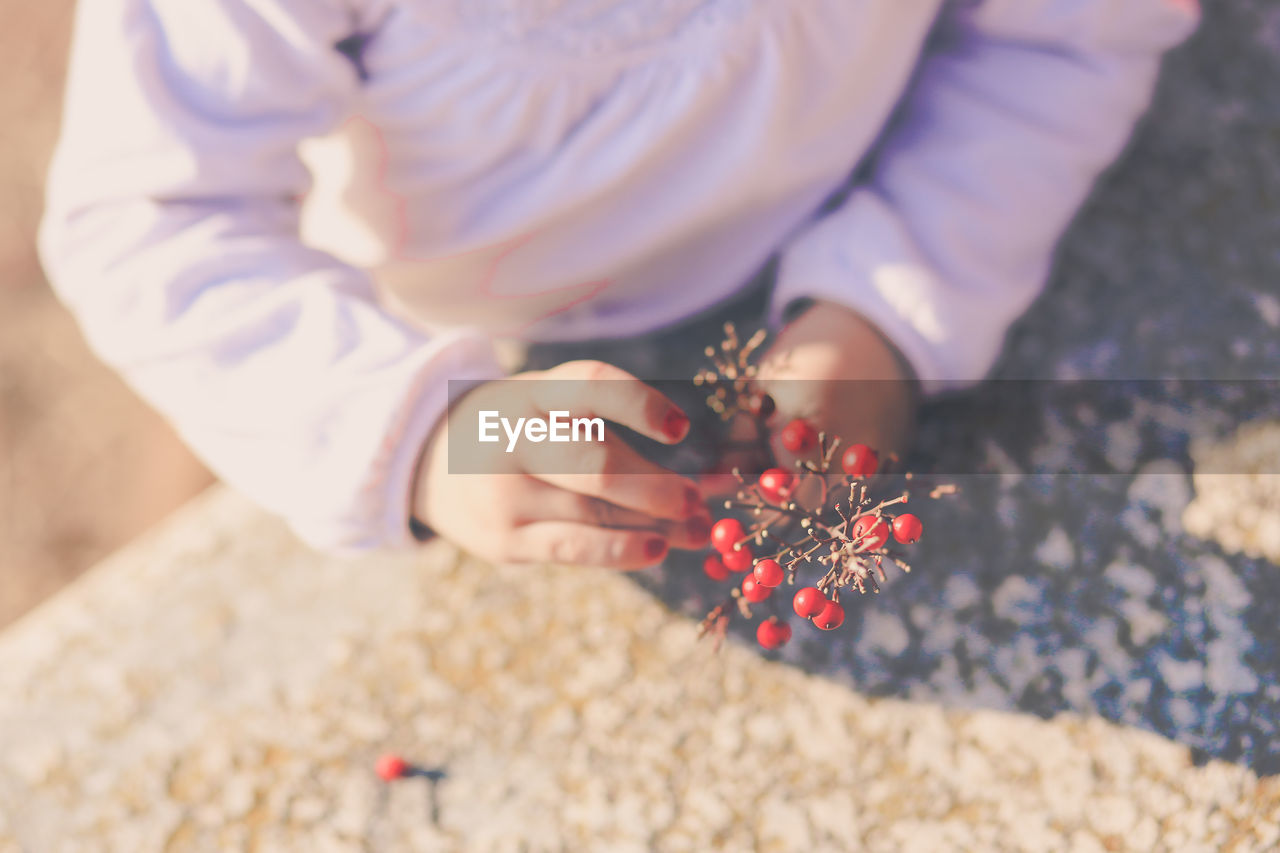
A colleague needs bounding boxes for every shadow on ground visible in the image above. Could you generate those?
[636,1,1280,776]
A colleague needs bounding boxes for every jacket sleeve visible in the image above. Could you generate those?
[38,0,502,551]
[772,0,1200,390]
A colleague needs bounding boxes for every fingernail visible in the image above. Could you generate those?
[644,537,668,560]
[662,408,690,441]
[686,515,711,543]
[683,485,704,516]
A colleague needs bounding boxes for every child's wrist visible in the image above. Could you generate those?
[771,298,920,454]
[409,404,453,541]
[782,298,918,385]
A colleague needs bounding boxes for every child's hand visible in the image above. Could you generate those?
[412,361,711,569]
[760,300,917,468]
[700,301,917,494]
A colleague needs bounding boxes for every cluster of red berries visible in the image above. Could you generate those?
[699,438,927,650]
[693,323,948,652]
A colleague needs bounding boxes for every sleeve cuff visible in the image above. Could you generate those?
[288,330,504,552]
[378,332,503,550]
[771,194,1030,396]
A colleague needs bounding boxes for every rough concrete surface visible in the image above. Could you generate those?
[1184,421,1280,564]
[1,488,1278,852]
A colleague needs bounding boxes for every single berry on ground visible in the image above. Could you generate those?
[753,558,784,588]
[812,600,845,630]
[756,618,793,650]
[710,518,746,553]
[792,587,827,619]
[780,419,819,454]
[375,754,409,781]
[893,513,923,544]
[841,444,879,478]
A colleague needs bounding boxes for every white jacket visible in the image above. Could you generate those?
[39,0,1199,550]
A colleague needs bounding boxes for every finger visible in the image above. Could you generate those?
[530,360,691,445]
[506,522,669,570]
[697,450,760,498]
[529,428,705,521]
[698,417,773,497]
[519,485,667,530]
[660,513,713,551]
[697,471,741,498]
[516,482,710,550]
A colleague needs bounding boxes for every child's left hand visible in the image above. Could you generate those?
[761,298,917,461]
[700,300,917,493]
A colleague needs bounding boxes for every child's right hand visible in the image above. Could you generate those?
[412,361,711,569]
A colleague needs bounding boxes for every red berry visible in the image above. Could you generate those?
[851,515,890,550]
[792,587,827,619]
[741,575,772,603]
[813,600,845,630]
[703,554,730,581]
[722,545,754,573]
[753,558,784,588]
[756,618,793,650]
[710,518,746,553]
[780,419,819,454]
[840,444,879,478]
[375,754,409,781]
[757,468,795,503]
[892,513,924,544]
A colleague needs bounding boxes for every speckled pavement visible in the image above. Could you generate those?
[807,0,1280,775]
[2,486,1279,852]
[3,1,1280,850]
[567,0,1280,779]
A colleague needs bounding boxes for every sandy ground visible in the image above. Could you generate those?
[3,488,1278,851]
[0,1,212,627]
